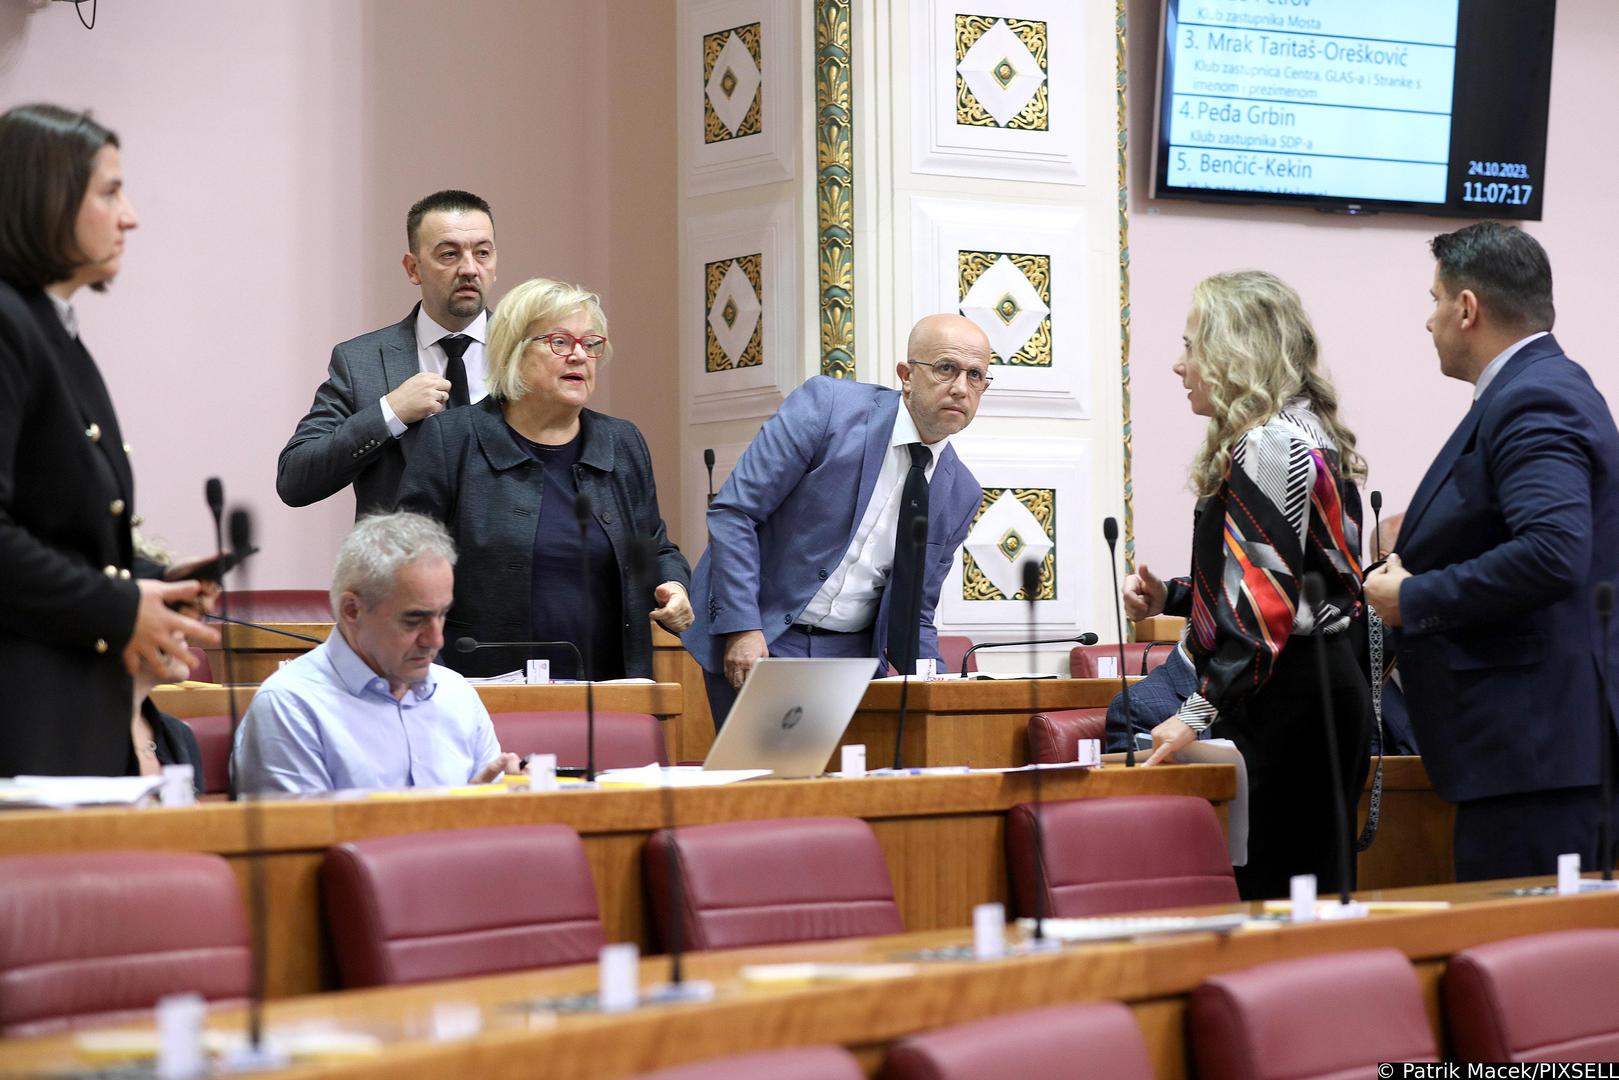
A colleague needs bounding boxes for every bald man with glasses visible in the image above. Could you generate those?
[682,314,991,726]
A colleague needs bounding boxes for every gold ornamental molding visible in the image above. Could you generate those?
[1116,0,1134,569]
[815,0,855,379]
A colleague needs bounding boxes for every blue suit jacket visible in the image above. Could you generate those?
[683,377,983,674]
[1394,335,1619,803]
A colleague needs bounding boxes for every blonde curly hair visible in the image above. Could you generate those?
[1185,270,1367,496]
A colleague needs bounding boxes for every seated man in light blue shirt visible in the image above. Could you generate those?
[231,511,521,794]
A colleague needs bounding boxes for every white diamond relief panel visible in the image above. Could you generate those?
[957,19,1045,127]
[963,489,1054,599]
[705,32,762,137]
[707,259,762,366]
[960,254,1051,363]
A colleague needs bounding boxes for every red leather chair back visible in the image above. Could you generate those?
[1007,795,1238,918]
[645,817,903,951]
[634,1046,863,1080]
[1027,708,1107,763]
[1445,929,1619,1062]
[227,589,331,623]
[185,645,213,682]
[1191,948,1438,1080]
[883,1002,1152,1080]
[491,711,668,769]
[939,634,977,675]
[177,714,233,795]
[0,852,250,1037]
[1070,642,1173,679]
[322,825,604,988]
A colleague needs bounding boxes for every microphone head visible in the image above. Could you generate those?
[205,478,224,518]
[1370,490,1383,513]
[703,448,716,469]
[1102,516,1119,548]
[453,636,480,654]
[1020,559,1041,600]
[1077,632,1099,645]
[572,491,592,526]
[227,508,253,556]
[1302,571,1327,607]
[1598,581,1615,618]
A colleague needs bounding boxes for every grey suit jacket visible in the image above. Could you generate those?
[277,306,425,518]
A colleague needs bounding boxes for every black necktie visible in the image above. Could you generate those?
[439,334,473,408]
[886,442,933,674]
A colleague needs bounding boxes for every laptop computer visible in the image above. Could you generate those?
[702,657,876,778]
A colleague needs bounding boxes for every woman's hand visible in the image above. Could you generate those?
[123,579,219,681]
[1141,714,1196,767]
[650,581,694,633]
[1122,562,1168,621]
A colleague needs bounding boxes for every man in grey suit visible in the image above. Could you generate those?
[278,190,498,517]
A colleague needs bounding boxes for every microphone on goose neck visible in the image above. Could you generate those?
[573,492,598,782]
[1102,517,1136,768]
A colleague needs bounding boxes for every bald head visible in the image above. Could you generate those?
[906,313,991,361]
[898,314,993,443]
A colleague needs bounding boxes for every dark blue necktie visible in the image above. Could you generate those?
[886,442,933,673]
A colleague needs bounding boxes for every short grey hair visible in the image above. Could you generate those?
[330,512,457,614]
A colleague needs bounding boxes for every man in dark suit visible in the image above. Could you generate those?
[683,314,990,725]
[277,190,497,517]
[1366,223,1619,881]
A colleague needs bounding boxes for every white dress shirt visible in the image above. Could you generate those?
[797,403,948,632]
[1473,331,1548,401]
[380,307,490,437]
[47,291,77,338]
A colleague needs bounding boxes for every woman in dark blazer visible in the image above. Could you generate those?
[398,277,691,679]
[0,104,214,778]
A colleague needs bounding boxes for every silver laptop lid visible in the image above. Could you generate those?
[702,657,876,778]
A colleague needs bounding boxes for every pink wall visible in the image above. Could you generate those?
[1124,0,1618,576]
[0,0,619,588]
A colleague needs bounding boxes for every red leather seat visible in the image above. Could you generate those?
[226,589,331,623]
[1445,929,1619,1062]
[0,852,250,1037]
[633,1046,863,1080]
[185,645,213,682]
[939,634,977,675]
[645,817,903,951]
[322,825,604,988]
[1027,708,1107,763]
[491,711,668,769]
[1190,948,1438,1080]
[1007,796,1238,918]
[1070,642,1173,679]
[884,1002,1152,1080]
[177,714,233,795]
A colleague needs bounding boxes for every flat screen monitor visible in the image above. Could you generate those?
[1150,0,1557,219]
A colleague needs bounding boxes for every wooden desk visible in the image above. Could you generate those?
[1356,755,1456,891]
[841,678,1128,769]
[150,683,694,764]
[205,622,328,684]
[4,878,1612,1080]
[650,624,713,762]
[0,766,1233,1000]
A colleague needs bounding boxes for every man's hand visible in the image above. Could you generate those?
[123,579,220,681]
[650,581,694,633]
[1364,552,1410,627]
[472,752,524,784]
[1141,714,1196,767]
[724,629,768,689]
[1123,562,1168,622]
[385,371,454,425]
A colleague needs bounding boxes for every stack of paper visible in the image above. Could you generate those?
[0,775,163,809]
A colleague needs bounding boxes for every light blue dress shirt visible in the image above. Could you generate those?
[231,628,502,794]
